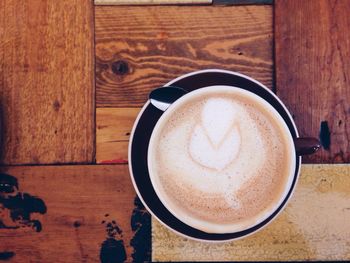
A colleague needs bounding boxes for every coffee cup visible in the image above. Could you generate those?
[128,69,319,241]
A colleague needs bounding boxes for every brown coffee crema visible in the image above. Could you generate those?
[149,88,294,233]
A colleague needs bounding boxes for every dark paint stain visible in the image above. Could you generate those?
[0,252,15,261]
[130,196,151,263]
[319,121,331,150]
[0,173,47,232]
[111,60,129,75]
[53,100,61,111]
[100,216,126,263]
[125,132,130,136]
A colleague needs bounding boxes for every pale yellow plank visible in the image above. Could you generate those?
[95,0,211,5]
[96,108,140,163]
[152,164,350,261]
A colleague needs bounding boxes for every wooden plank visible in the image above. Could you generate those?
[95,5,273,107]
[94,0,273,5]
[0,0,94,164]
[0,165,151,262]
[95,0,211,5]
[152,164,350,261]
[96,108,140,163]
[275,0,350,163]
[214,0,273,4]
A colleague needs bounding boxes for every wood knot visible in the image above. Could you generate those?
[111,60,129,75]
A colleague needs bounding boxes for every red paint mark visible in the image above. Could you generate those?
[99,159,128,164]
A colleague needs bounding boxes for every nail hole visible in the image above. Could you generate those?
[73,221,81,228]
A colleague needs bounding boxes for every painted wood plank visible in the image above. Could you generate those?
[0,0,95,164]
[275,0,350,163]
[0,165,151,262]
[152,164,350,261]
[95,5,272,107]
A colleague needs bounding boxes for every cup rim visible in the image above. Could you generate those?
[147,85,296,234]
[128,69,302,242]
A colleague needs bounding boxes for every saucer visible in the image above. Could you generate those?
[128,69,301,241]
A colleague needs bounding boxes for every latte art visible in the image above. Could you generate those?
[189,98,241,171]
[148,86,295,233]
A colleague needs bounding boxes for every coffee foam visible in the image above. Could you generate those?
[189,98,241,171]
[148,87,294,233]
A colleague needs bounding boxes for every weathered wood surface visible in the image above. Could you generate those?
[275,0,350,163]
[95,5,273,107]
[0,165,151,262]
[96,108,140,164]
[0,0,95,165]
[214,0,273,4]
[95,0,211,5]
[94,0,273,5]
[153,164,350,261]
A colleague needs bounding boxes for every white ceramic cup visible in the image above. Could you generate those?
[147,85,296,234]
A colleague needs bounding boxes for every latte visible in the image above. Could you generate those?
[148,86,295,233]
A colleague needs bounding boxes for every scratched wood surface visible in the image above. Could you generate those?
[275,0,350,163]
[95,5,273,107]
[152,164,350,261]
[0,165,151,262]
[0,0,94,165]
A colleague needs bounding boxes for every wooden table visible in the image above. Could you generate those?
[0,0,349,262]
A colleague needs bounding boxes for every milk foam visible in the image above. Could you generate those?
[149,88,293,233]
[189,98,241,171]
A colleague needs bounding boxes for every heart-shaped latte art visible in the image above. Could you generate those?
[201,98,236,147]
[189,98,241,170]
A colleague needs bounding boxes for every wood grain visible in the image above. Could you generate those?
[95,0,211,5]
[153,164,350,261]
[0,0,94,164]
[94,0,273,4]
[95,5,272,107]
[275,0,350,163]
[96,108,140,163]
[214,0,273,4]
[0,165,151,262]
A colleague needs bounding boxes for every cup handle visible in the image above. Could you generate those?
[294,137,321,156]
